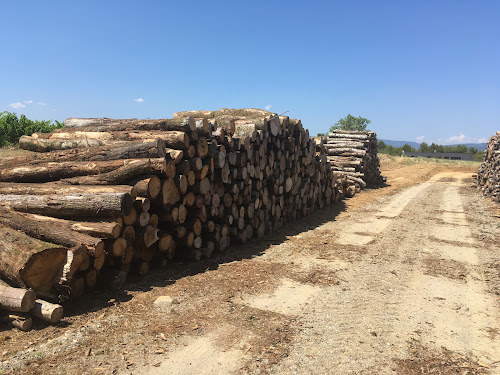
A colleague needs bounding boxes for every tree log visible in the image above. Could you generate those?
[0,224,67,292]
[0,207,105,256]
[63,117,196,132]
[57,158,166,185]
[0,159,142,183]
[31,299,64,323]
[0,182,137,199]
[0,312,32,331]
[0,192,133,219]
[0,280,36,312]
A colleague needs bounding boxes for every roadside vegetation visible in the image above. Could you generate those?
[0,111,63,147]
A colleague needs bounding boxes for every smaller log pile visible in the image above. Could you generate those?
[0,279,63,331]
[324,130,385,196]
[0,109,339,316]
[477,131,500,203]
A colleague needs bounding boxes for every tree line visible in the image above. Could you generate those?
[377,140,484,161]
[0,111,63,147]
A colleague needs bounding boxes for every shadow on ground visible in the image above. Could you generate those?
[60,200,348,319]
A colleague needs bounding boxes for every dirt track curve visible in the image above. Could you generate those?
[1,167,499,375]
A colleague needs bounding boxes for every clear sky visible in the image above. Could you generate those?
[1,1,499,144]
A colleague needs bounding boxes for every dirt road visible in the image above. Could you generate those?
[1,160,499,374]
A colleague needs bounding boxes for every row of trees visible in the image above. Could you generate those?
[377,140,484,161]
[0,112,63,147]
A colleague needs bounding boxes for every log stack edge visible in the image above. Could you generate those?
[477,131,500,203]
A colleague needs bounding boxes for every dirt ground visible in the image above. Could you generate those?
[1,155,499,375]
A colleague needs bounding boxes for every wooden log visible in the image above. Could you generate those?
[63,117,196,132]
[0,182,137,199]
[56,245,90,286]
[57,158,166,186]
[0,224,67,292]
[97,268,127,291]
[0,280,36,312]
[0,207,106,256]
[31,299,64,323]
[162,177,181,205]
[19,135,109,152]
[132,175,162,199]
[0,159,142,183]
[0,192,134,218]
[0,312,32,331]
[113,130,190,149]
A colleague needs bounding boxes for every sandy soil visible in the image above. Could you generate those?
[0,157,498,375]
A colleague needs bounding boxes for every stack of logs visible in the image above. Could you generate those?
[322,130,385,196]
[0,280,63,331]
[0,108,340,329]
[477,131,500,203]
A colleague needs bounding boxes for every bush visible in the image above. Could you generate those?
[0,111,63,147]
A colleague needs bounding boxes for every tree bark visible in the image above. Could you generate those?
[63,117,196,132]
[57,158,166,185]
[0,192,133,219]
[31,299,64,323]
[0,280,36,312]
[0,206,106,256]
[0,159,140,183]
[0,182,137,199]
[0,224,67,292]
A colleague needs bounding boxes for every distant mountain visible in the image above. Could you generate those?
[380,139,487,151]
[380,140,420,149]
[455,143,487,151]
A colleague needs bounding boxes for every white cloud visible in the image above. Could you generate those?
[9,102,26,109]
[445,133,466,143]
[265,104,272,111]
[37,102,47,106]
[477,138,488,143]
[24,100,33,104]
[416,136,425,142]
[134,98,144,103]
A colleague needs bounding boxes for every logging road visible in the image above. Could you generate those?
[2,161,499,375]
[140,171,500,375]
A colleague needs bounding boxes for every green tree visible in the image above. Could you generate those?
[330,114,371,132]
[0,111,63,147]
[418,142,430,153]
[377,140,387,152]
[401,144,416,153]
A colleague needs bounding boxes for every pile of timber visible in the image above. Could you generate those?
[323,130,385,195]
[0,279,63,331]
[477,131,500,203]
[0,109,339,318]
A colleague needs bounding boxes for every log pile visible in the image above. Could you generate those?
[0,279,63,331]
[477,131,500,203]
[323,130,385,195]
[0,109,339,315]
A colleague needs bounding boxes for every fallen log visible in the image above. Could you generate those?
[0,280,36,312]
[0,224,67,292]
[0,182,137,199]
[0,206,106,256]
[30,299,64,323]
[0,159,137,183]
[0,312,32,331]
[0,192,134,219]
[63,117,196,132]
[57,158,166,186]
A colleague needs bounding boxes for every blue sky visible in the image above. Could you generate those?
[1,1,499,144]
